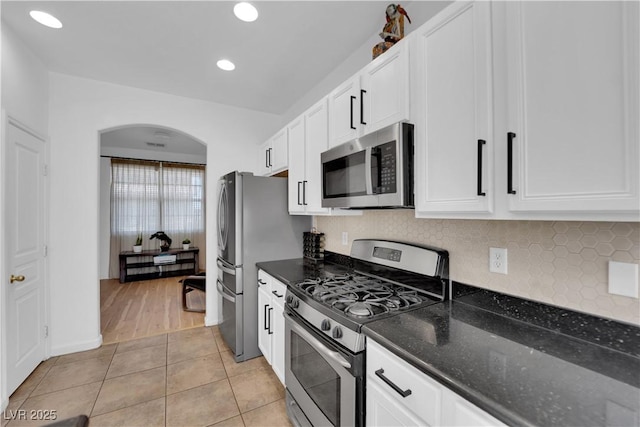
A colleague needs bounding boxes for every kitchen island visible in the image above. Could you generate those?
[257,256,640,426]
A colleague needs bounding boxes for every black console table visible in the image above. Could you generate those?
[119,248,199,283]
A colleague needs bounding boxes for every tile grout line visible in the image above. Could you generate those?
[87,341,119,419]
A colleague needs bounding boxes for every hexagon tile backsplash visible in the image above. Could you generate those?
[315,211,640,325]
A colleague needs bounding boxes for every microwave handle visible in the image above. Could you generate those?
[365,147,373,195]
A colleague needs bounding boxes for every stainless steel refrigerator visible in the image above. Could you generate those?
[216,171,311,362]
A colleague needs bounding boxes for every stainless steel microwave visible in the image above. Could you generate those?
[321,122,414,208]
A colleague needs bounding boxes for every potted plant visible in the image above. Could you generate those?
[133,233,143,253]
[182,238,191,250]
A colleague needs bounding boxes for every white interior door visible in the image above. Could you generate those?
[4,119,47,395]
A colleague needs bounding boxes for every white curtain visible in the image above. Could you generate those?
[108,159,205,278]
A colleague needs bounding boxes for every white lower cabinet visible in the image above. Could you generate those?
[257,270,286,384]
[366,339,504,427]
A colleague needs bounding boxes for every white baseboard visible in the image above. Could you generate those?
[50,334,103,357]
[204,316,219,327]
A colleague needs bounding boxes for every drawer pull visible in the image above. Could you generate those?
[375,368,412,398]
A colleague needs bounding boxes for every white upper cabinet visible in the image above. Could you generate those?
[257,128,288,176]
[257,140,271,176]
[503,1,639,215]
[412,0,639,220]
[328,76,360,148]
[361,42,411,136]
[287,116,306,214]
[288,99,331,215]
[329,42,410,148]
[271,129,288,174]
[414,1,494,215]
[304,99,332,214]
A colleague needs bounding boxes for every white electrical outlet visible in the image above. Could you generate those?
[489,247,508,274]
[341,232,348,246]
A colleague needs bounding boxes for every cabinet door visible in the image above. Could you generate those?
[288,117,306,214]
[361,42,410,136]
[367,381,428,427]
[367,340,442,426]
[271,280,287,385]
[271,128,288,174]
[304,99,331,214]
[504,1,639,213]
[328,76,360,147]
[441,387,505,427]
[257,282,272,364]
[415,1,494,214]
[256,140,271,176]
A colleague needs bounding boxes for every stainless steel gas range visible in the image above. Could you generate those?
[284,239,449,427]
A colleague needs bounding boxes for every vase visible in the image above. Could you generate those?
[183,244,190,250]
[133,245,142,253]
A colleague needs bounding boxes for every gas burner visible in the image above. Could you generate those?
[345,301,390,318]
[297,274,431,319]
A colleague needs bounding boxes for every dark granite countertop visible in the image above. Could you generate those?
[256,256,351,286]
[363,286,640,427]
[256,259,640,426]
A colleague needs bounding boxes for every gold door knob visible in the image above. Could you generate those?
[10,275,25,283]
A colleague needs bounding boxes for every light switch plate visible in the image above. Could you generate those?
[608,261,639,298]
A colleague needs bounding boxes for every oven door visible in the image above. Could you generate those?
[285,312,361,427]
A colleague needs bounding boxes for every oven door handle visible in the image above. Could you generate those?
[286,314,351,369]
[365,146,373,195]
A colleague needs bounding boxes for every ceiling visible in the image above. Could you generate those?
[101,126,207,157]
[2,1,404,115]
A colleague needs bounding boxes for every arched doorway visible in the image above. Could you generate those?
[98,124,208,344]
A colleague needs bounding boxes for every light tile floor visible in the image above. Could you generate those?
[3,327,293,427]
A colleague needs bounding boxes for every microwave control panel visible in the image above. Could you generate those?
[372,140,397,194]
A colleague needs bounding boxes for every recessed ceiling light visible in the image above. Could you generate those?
[217,59,236,71]
[29,10,63,29]
[234,2,258,22]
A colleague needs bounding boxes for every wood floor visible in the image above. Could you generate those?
[100,276,205,344]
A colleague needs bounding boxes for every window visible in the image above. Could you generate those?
[109,159,205,278]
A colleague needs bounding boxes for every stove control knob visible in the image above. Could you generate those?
[286,295,299,308]
[321,319,331,331]
[332,327,343,339]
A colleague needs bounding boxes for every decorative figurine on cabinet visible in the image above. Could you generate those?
[372,4,411,60]
[150,231,172,252]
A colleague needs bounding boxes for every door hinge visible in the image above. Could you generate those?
[43,245,48,257]
[44,325,49,338]
[43,164,49,176]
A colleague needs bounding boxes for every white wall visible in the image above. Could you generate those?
[47,72,278,356]
[0,22,50,412]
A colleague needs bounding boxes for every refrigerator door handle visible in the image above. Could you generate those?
[217,280,236,303]
[217,259,236,276]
